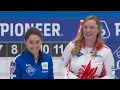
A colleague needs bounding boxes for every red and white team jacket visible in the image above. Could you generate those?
[60,41,115,79]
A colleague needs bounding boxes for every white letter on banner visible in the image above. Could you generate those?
[25,23,34,33]
[115,23,120,36]
[52,23,60,36]
[15,23,24,36]
[36,23,43,36]
[44,23,51,36]
[0,23,9,36]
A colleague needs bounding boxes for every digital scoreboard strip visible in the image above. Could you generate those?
[0,42,69,57]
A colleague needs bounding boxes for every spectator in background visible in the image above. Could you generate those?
[60,15,115,79]
[10,27,54,79]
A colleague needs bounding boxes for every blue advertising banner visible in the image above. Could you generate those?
[0,13,120,79]
[0,18,79,42]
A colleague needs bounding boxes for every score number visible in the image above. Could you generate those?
[0,43,6,57]
[40,42,68,57]
[0,42,68,57]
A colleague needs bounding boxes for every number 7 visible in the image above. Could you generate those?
[0,45,3,51]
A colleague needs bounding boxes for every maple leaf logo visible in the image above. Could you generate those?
[77,60,98,79]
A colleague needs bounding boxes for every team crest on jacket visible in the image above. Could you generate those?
[41,62,48,70]
[26,64,36,76]
[76,52,83,57]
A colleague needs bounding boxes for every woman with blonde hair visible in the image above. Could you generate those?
[60,15,115,79]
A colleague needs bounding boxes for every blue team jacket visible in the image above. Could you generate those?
[10,50,54,79]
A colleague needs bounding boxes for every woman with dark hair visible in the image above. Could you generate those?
[10,27,54,79]
[60,15,115,79]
